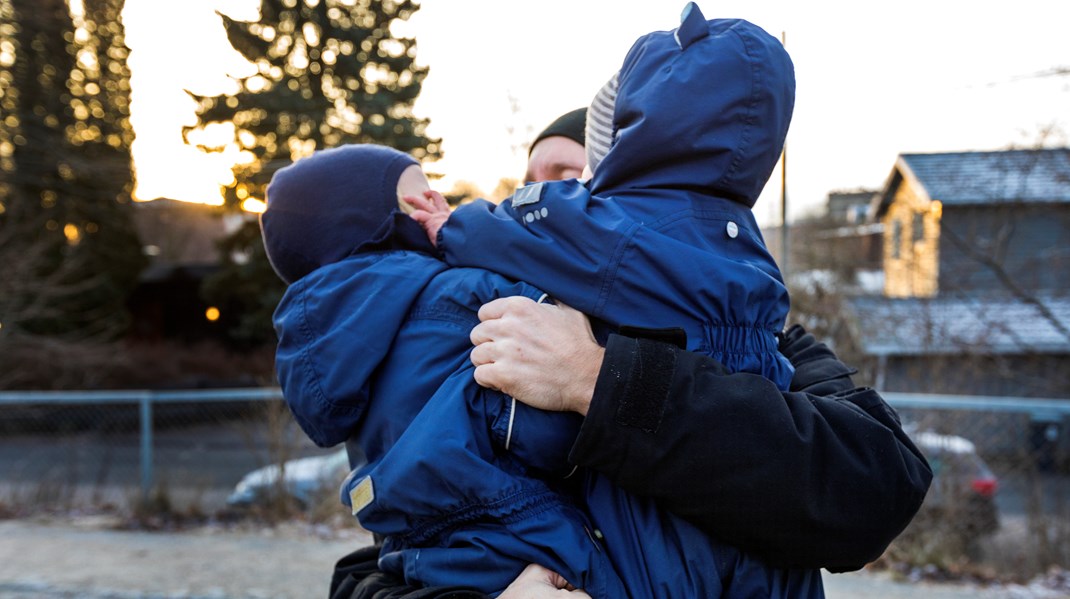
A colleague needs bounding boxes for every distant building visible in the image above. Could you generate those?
[843,148,1070,399]
[871,149,1070,298]
[765,188,883,293]
[848,294,1070,397]
[126,199,242,343]
[827,189,876,224]
[132,198,230,267]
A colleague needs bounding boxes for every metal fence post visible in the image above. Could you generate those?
[139,393,153,502]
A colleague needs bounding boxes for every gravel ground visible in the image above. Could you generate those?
[0,517,1067,599]
[0,517,368,599]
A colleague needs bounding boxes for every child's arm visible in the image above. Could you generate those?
[407,181,636,320]
[344,363,578,532]
[342,363,595,594]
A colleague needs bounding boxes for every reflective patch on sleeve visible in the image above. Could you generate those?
[504,396,516,451]
[511,182,544,208]
[349,476,375,515]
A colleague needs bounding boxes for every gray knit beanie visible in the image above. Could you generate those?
[585,72,618,174]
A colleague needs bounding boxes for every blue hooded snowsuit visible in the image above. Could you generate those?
[438,12,794,388]
[262,144,627,595]
[431,5,824,598]
[276,254,633,596]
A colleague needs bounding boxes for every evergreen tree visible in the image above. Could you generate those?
[64,0,144,336]
[186,0,440,345]
[0,0,143,339]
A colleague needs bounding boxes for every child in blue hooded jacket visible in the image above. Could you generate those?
[412,4,794,389]
[404,3,825,597]
[261,144,628,597]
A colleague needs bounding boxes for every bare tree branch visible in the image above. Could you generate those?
[940,221,1070,343]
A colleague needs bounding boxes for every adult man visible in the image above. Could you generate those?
[329,106,931,598]
[523,108,587,183]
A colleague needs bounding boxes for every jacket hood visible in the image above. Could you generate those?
[589,3,795,207]
[260,144,422,285]
[273,252,448,447]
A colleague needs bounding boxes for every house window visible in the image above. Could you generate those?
[891,219,902,259]
[913,212,925,242]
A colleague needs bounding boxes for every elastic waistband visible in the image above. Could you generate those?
[703,324,780,355]
[399,487,569,547]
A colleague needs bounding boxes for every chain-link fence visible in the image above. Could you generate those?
[0,388,340,520]
[2,388,1068,578]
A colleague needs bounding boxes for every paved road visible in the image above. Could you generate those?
[1,518,1065,599]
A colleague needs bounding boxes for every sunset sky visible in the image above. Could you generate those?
[122,0,1069,224]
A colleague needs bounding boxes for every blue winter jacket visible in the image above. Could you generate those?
[440,17,794,389]
[435,7,824,599]
[273,251,629,596]
[274,249,821,599]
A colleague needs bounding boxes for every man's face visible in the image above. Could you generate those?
[524,136,586,183]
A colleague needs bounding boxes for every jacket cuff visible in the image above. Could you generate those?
[779,324,857,393]
[435,224,449,262]
[613,337,676,432]
[570,334,676,470]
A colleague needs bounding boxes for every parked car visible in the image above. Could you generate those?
[226,447,354,510]
[912,429,1000,541]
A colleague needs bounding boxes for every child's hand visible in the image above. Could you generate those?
[499,563,590,598]
[404,190,450,247]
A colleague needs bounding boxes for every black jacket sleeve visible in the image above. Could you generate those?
[568,325,933,572]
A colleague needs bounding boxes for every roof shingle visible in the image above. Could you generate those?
[846,294,1070,356]
[899,148,1070,206]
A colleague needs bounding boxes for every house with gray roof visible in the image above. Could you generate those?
[848,294,1070,397]
[126,199,237,343]
[871,148,1070,298]
[844,148,1070,399]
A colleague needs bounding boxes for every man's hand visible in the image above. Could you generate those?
[404,189,451,246]
[498,564,592,599]
[470,297,603,415]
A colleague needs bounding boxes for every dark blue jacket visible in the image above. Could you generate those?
[274,250,822,599]
[274,251,629,596]
[436,7,824,598]
[439,17,795,391]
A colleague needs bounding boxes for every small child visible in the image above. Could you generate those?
[413,4,795,390]
[260,144,629,596]
[406,3,823,597]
